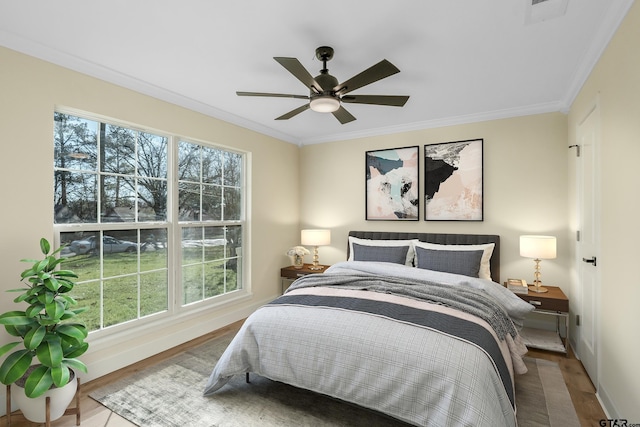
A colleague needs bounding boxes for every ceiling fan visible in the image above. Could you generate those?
[237,46,409,124]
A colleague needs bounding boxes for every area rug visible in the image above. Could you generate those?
[90,329,580,427]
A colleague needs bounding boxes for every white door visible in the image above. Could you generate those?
[576,101,600,386]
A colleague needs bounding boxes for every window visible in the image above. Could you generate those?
[53,111,245,333]
[177,141,243,305]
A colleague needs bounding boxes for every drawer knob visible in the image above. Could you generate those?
[529,300,542,306]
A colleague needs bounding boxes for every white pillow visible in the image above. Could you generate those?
[411,241,495,280]
[348,236,418,266]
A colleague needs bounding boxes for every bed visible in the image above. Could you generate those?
[203,231,533,426]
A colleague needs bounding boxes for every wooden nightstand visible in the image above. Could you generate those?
[515,286,569,355]
[280,263,329,294]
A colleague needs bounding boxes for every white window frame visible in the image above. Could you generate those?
[53,107,250,341]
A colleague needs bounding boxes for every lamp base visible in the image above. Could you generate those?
[528,285,548,293]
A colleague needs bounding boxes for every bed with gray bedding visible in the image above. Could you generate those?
[203,232,533,426]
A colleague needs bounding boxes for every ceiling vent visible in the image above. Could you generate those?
[525,0,568,24]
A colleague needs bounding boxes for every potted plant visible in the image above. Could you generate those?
[0,238,88,422]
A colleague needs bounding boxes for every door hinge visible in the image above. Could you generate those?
[576,230,581,241]
[576,315,580,326]
[569,144,581,157]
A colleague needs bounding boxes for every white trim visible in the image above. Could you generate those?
[87,289,252,351]
[0,29,298,145]
[84,293,274,382]
[299,101,564,145]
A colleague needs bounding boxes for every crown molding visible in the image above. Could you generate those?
[298,101,564,145]
[560,0,635,110]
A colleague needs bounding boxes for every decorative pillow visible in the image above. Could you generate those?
[351,243,410,265]
[348,237,417,266]
[414,247,484,278]
[412,241,495,280]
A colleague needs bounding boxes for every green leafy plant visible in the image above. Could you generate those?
[0,238,88,398]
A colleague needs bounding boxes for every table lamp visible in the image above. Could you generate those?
[519,235,557,293]
[301,229,331,270]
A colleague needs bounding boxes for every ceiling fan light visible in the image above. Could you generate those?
[310,95,340,113]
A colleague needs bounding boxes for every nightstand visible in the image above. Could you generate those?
[280,263,329,294]
[515,286,569,356]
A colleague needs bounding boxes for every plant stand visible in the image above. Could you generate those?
[5,379,81,426]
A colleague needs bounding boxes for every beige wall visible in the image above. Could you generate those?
[300,113,570,289]
[568,1,640,420]
[0,45,300,410]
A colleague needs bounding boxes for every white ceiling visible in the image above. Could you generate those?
[0,0,634,145]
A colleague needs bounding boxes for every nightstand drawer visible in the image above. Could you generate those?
[280,268,312,280]
[517,286,568,312]
[281,264,329,279]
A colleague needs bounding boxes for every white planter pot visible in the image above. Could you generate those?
[13,374,77,423]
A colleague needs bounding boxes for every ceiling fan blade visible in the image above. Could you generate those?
[341,94,409,107]
[274,57,325,92]
[236,91,309,100]
[275,104,310,120]
[332,106,356,124]
[334,59,401,95]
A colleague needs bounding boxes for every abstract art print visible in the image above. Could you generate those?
[424,139,483,221]
[366,146,419,220]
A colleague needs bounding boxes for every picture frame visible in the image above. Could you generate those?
[365,145,419,220]
[424,138,483,221]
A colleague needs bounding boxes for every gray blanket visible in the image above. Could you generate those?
[288,272,518,340]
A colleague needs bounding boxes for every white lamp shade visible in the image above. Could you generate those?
[520,235,557,259]
[301,229,331,246]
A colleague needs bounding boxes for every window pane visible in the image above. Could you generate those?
[54,172,98,223]
[178,141,201,182]
[182,227,203,264]
[101,175,137,222]
[138,178,167,221]
[226,225,242,293]
[140,270,167,317]
[102,124,135,175]
[61,231,101,279]
[204,260,226,298]
[101,231,139,276]
[54,113,98,172]
[225,264,239,292]
[204,227,226,261]
[141,229,167,270]
[202,184,222,220]
[179,182,201,221]
[223,151,242,186]
[138,132,168,179]
[223,187,241,221]
[104,276,138,327]
[182,264,203,305]
[202,146,222,184]
[227,225,242,259]
[69,281,100,332]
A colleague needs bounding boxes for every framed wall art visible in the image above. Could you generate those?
[424,138,483,221]
[365,146,419,220]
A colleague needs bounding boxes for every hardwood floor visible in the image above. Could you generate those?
[2,321,605,426]
[526,345,606,426]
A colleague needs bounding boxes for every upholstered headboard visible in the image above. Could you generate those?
[347,231,501,282]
